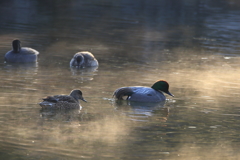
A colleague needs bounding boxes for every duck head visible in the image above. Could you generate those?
[151,80,174,97]
[70,89,87,102]
[73,54,84,67]
[12,39,21,53]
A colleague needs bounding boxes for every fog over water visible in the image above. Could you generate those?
[0,0,240,159]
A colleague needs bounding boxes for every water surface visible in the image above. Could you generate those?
[0,0,240,159]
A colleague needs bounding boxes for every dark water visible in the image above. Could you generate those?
[0,0,240,159]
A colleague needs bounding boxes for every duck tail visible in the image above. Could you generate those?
[113,87,133,100]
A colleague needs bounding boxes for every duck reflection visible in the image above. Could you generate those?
[3,62,38,74]
[40,107,82,122]
[70,66,98,81]
[113,100,169,122]
[39,107,105,123]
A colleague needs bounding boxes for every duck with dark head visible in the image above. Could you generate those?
[5,39,39,63]
[113,80,174,103]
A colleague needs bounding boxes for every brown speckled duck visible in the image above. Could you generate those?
[39,89,87,109]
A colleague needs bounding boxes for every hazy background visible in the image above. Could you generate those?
[0,0,240,159]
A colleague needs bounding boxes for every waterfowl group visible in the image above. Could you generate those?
[4,39,174,109]
[5,40,99,67]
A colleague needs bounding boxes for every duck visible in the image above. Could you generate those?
[39,89,87,109]
[113,80,174,103]
[5,39,39,63]
[70,51,98,68]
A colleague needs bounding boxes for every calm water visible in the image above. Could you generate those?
[0,0,240,159]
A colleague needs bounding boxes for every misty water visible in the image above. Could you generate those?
[0,0,240,159]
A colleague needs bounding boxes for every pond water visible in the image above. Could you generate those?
[0,0,240,159]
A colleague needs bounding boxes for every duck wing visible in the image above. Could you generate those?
[43,95,77,103]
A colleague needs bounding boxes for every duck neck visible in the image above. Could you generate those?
[12,41,21,53]
[76,56,82,63]
[76,55,84,67]
[74,98,79,103]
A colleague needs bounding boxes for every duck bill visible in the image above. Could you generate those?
[80,97,87,102]
[165,91,174,97]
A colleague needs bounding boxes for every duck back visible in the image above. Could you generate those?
[5,47,39,63]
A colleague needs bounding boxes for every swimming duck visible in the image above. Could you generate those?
[39,89,87,109]
[70,51,98,68]
[113,80,174,103]
[5,39,39,63]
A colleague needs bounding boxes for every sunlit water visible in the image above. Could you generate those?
[0,0,240,159]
